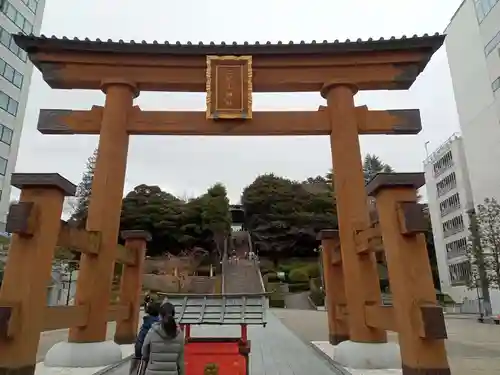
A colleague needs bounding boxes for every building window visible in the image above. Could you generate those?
[0,90,18,116]
[439,192,461,217]
[0,156,7,175]
[0,124,12,145]
[0,1,33,35]
[433,151,453,177]
[493,76,500,92]
[0,58,23,89]
[446,237,468,260]
[448,261,471,286]
[436,172,457,197]
[18,0,37,14]
[475,0,500,23]
[485,30,500,55]
[0,26,27,62]
[442,214,465,238]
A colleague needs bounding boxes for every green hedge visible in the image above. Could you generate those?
[303,263,320,279]
[278,262,321,282]
[278,261,311,274]
[288,268,309,283]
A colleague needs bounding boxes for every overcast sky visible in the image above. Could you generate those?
[14,0,463,204]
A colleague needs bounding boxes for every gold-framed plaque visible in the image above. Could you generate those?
[206,55,253,120]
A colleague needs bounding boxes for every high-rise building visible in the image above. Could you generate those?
[424,133,500,314]
[424,134,474,309]
[445,0,500,206]
[0,0,46,230]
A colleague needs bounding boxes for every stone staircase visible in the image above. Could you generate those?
[223,231,264,294]
[188,276,216,294]
[223,259,264,293]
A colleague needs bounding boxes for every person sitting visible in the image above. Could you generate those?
[142,302,185,375]
[129,301,161,375]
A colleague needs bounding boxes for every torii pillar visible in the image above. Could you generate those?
[321,81,400,369]
[44,79,138,368]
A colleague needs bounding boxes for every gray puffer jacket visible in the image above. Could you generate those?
[141,323,185,375]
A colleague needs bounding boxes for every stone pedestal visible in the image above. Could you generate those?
[333,340,401,369]
[44,340,123,368]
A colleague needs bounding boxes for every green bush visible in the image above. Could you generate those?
[303,263,320,279]
[278,261,320,280]
[288,268,309,283]
[278,261,310,274]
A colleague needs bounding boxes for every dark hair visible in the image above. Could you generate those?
[160,302,178,338]
[146,301,161,317]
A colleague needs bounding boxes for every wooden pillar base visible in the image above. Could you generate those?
[329,333,349,346]
[402,364,451,375]
[0,364,35,375]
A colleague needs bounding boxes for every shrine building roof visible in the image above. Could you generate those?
[14,33,444,56]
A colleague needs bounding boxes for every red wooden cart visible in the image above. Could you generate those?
[164,293,267,375]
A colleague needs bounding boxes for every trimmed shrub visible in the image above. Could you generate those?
[302,263,320,279]
[278,261,310,274]
[288,268,309,283]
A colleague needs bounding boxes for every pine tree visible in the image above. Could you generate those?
[363,154,394,184]
[70,148,98,228]
[324,154,394,186]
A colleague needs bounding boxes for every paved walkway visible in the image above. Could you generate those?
[108,311,340,375]
[273,309,500,375]
[284,291,314,310]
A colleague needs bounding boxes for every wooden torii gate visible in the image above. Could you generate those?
[6,33,449,374]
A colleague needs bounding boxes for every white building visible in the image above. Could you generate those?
[445,0,500,210]
[0,0,46,231]
[424,133,500,314]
